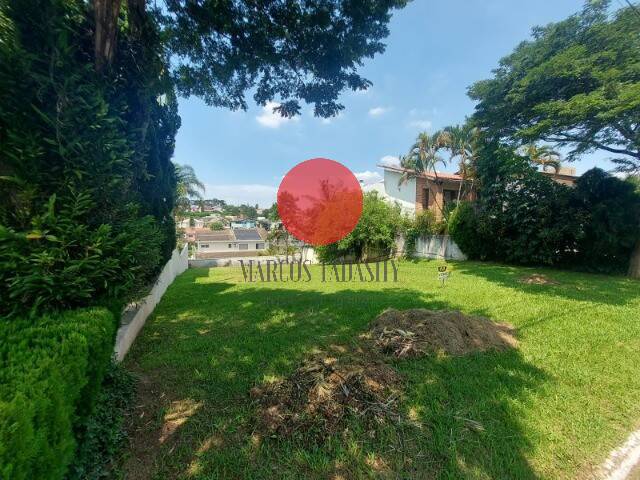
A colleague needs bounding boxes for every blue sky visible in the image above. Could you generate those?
[174,0,615,207]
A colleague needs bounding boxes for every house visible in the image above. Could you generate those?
[540,166,579,186]
[366,165,475,219]
[231,219,256,229]
[195,228,268,257]
[367,164,580,219]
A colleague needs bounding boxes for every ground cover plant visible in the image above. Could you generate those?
[123,261,640,479]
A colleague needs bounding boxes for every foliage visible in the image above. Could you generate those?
[223,204,259,219]
[265,202,280,222]
[570,168,640,272]
[404,210,438,257]
[469,1,640,172]
[164,0,408,117]
[0,0,178,317]
[0,308,115,480]
[66,362,135,480]
[522,144,562,173]
[316,192,404,262]
[448,202,491,260]
[210,221,225,231]
[0,193,162,318]
[174,164,205,213]
[455,141,640,272]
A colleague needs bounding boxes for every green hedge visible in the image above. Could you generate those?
[0,308,115,480]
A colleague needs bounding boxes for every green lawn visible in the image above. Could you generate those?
[123,260,640,479]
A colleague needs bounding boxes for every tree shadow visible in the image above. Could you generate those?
[122,269,547,479]
[453,261,640,307]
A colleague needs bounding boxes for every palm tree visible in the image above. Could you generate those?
[523,144,562,173]
[174,164,205,215]
[400,131,449,215]
[442,124,480,203]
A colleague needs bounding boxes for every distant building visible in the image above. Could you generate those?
[230,219,256,229]
[367,164,579,219]
[195,228,268,257]
[540,166,579,186]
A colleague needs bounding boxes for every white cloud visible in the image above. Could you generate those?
[379,155,400,167]
[407,119,432,130]
[256,101,300,128]
[368,106,389,117]
[354,170,383,186]
[204,183,277,208]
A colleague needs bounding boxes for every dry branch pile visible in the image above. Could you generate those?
[368,309,517,358]
[251,354,402,438]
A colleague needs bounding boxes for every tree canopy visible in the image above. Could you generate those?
[468,0,640,172]
[145,0,406,117]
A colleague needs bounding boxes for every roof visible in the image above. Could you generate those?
[195,230,235,242]
[378,164,464,182]
[195,228,267,242]
[233,228,265,241]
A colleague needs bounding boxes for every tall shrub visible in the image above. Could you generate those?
[0,308,115,480]
[316,192,405,262]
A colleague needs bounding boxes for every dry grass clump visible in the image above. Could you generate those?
[251,354,402,438]
[368,309,517,358]
[520,273,559,285]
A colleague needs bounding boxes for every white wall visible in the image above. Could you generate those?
[363,170,416,214]
[413,235,467,260]
[114,244,189,361]
[197,240,268,253]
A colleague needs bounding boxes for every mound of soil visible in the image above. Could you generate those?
[368,309,517,358]
[520,273,559,285]
[251,354,402,438]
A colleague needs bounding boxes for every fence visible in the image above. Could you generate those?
[114,243,189,361]
[411,235,467,260]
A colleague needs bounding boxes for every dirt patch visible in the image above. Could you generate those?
[520,273,559,285]
[367,309,517,358]
[251,354,402,439]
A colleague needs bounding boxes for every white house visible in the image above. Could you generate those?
[196,228,268,255]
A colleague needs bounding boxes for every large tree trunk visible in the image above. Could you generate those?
[94,0,122,71]
[629,239,640,279]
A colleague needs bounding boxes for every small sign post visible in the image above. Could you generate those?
[437,265,450,287]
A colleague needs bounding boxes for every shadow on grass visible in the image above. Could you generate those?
[123,269,546,479]
[454,261,639,307]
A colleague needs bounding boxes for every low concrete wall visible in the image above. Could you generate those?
[189,252,316,268]
[413,235,467,260]
[114,244,188,361]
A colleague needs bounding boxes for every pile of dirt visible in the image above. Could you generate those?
[251,354,402,438]
[368,309,517,358]
[520,273,559,285]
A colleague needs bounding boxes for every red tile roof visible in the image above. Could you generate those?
[377,164,464,181]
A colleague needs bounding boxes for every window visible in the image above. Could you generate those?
[228,243,232,248]
[443,189,458,207]
[256,243,265,249]
[200,244,209,249]
[239,243,248,250]
[422,188,429,209]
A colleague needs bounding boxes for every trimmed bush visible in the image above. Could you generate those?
[0,308,115,480]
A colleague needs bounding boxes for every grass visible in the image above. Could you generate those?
[123,260,640,479]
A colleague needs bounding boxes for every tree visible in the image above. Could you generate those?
[442,124,480,202]
[468,0,640,278]
[174,164,205,214]
[93,0,408,117]
[522,144,562,173]
[401,131,449,215]
[468,1,640,172]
